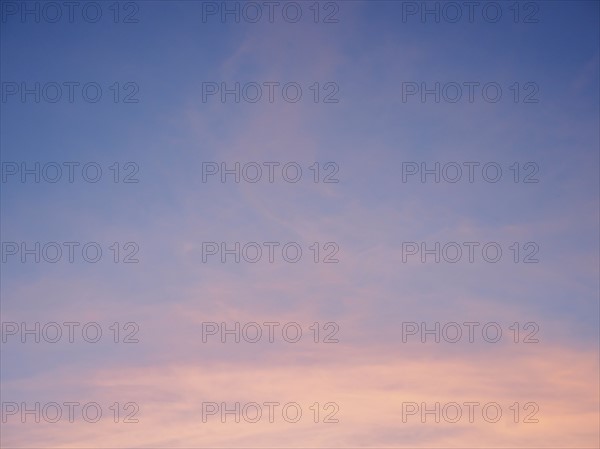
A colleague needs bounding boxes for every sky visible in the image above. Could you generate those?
[1,0,599,447]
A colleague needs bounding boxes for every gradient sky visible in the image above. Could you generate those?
[1,0,599,447]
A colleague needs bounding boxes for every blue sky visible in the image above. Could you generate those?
[1,1,599,447]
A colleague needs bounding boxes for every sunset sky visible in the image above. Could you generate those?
[1,1,599,447]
